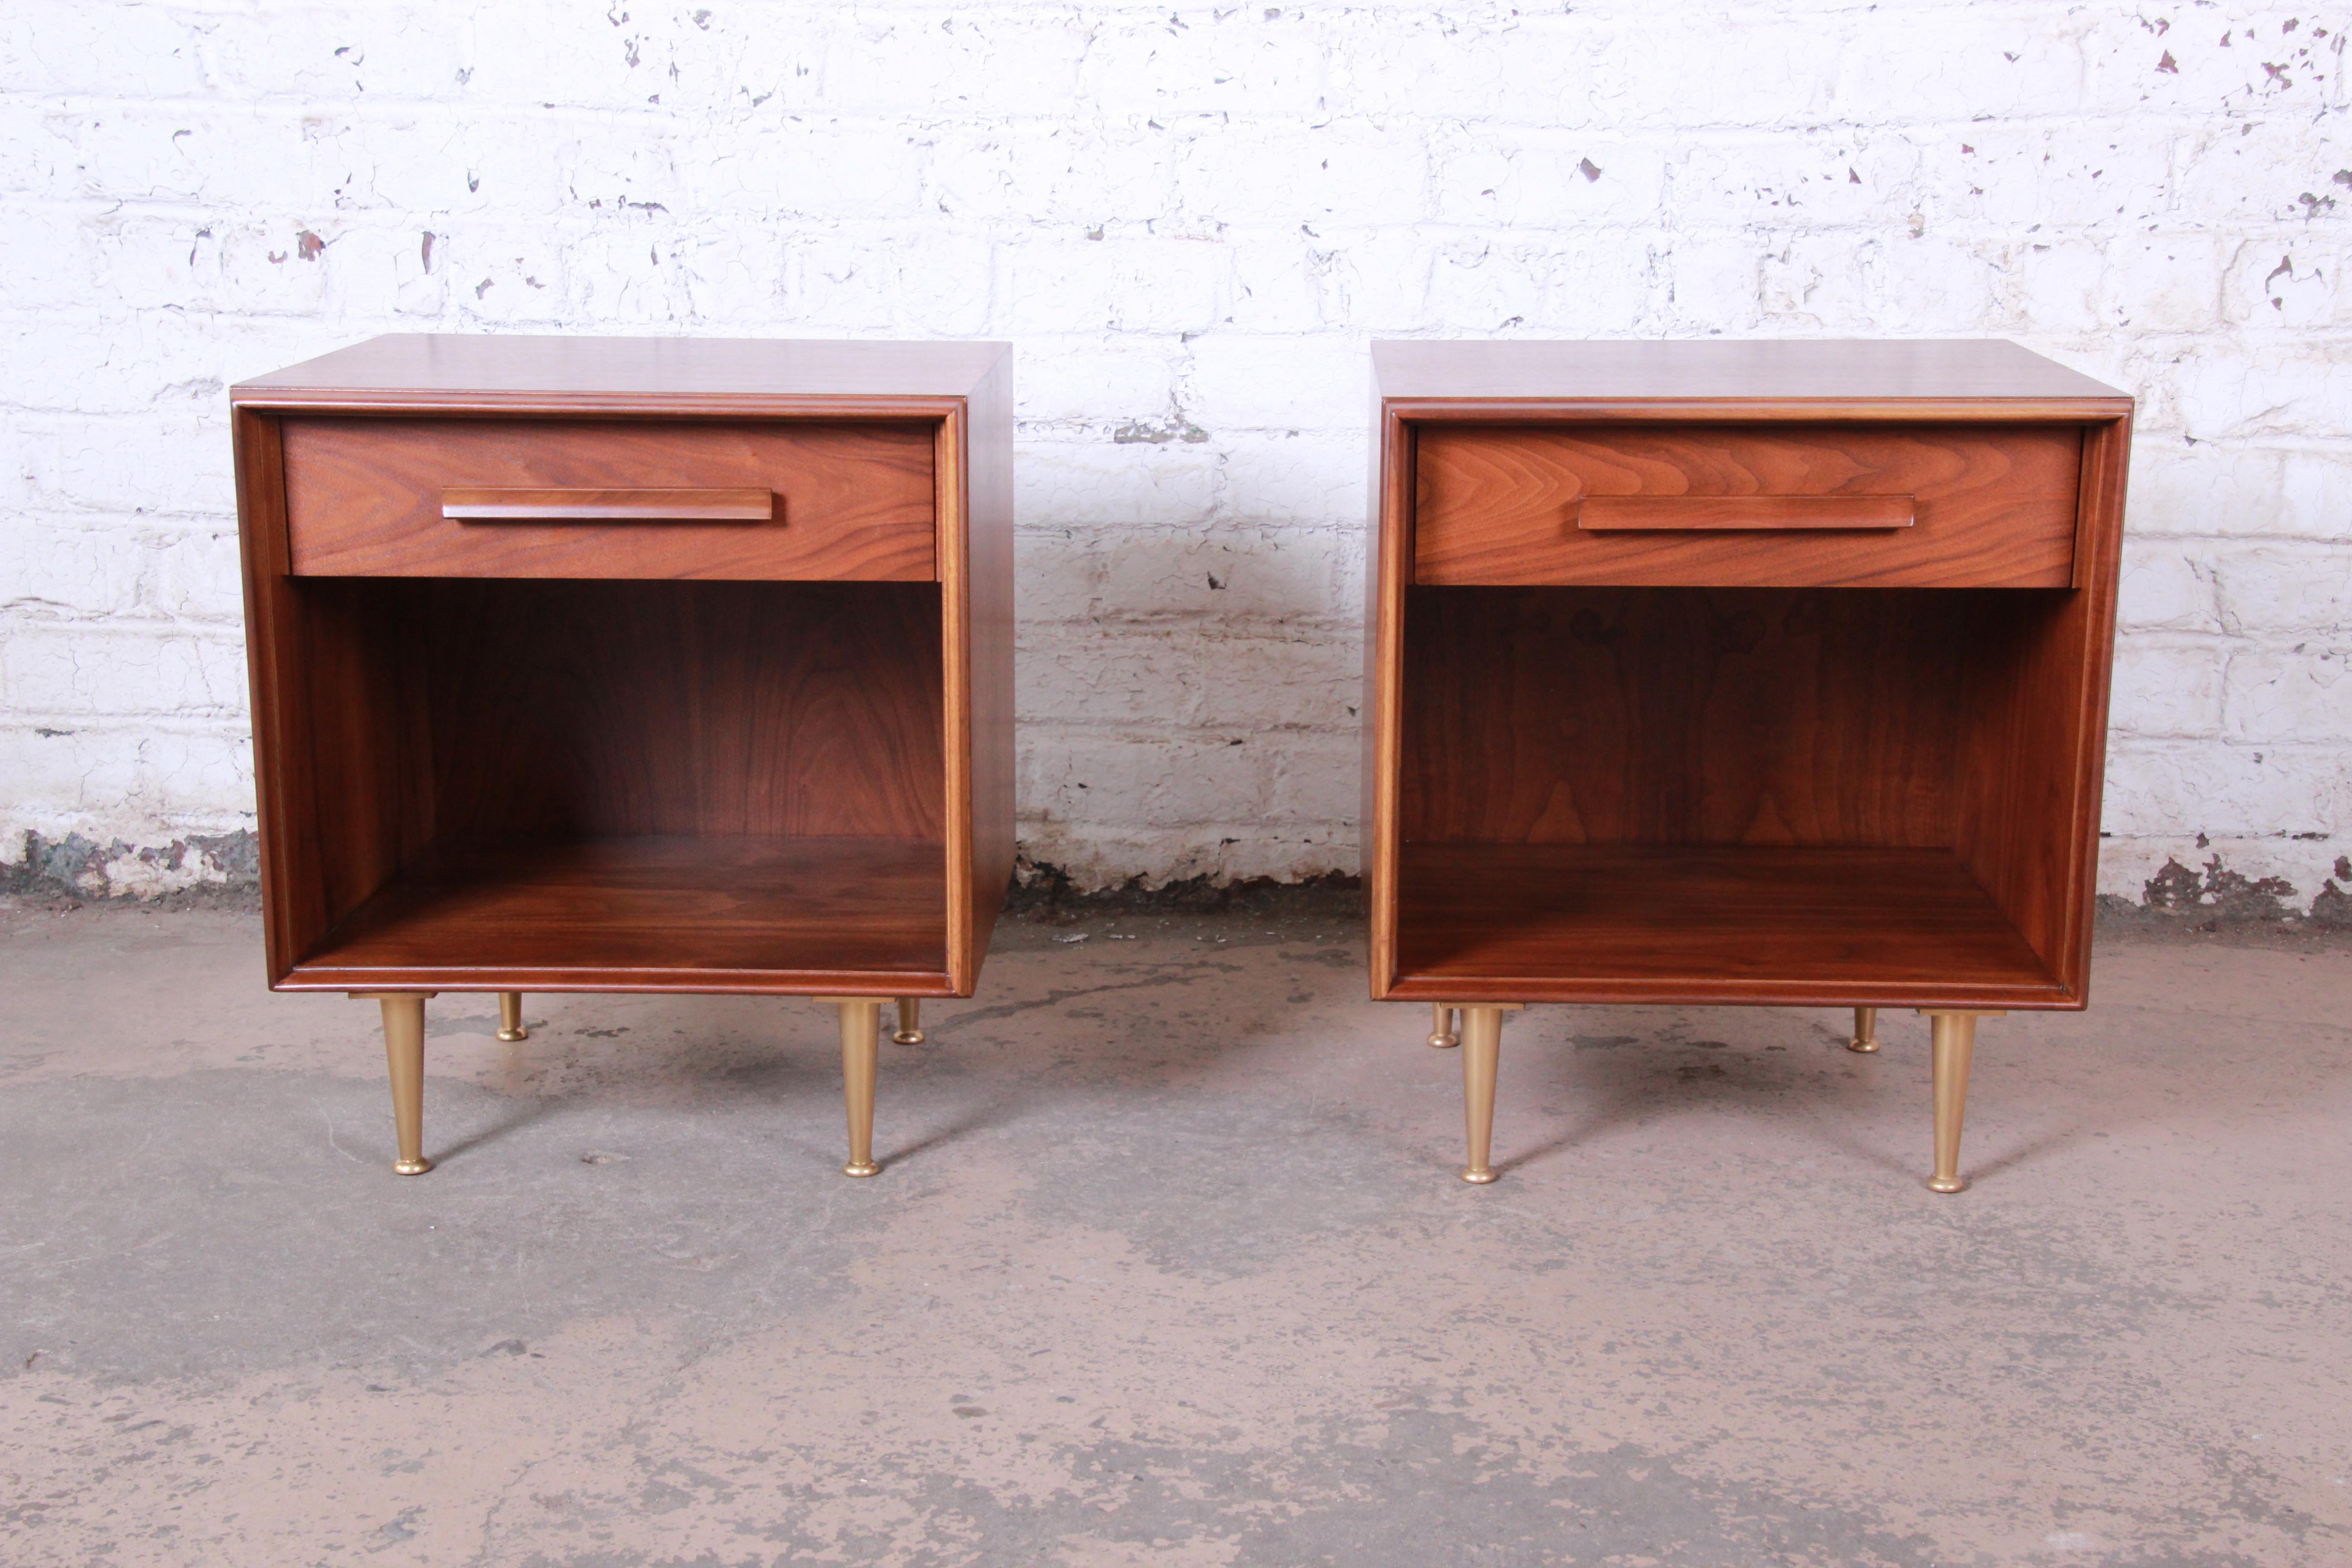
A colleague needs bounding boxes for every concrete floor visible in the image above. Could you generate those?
[2,903,2348,1567]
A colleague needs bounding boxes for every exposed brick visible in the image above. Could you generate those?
[2227,647,2352,745]
[2116,543,2217,634]
[2212,543,2352,635]
[1,0,2346,900]
[2102,739,2352,839]
[2108,640,2228,740]
[1181,333,1367,432]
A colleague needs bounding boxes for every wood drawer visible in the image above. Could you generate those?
[1413,422,2083,588]
[281,417,936,580]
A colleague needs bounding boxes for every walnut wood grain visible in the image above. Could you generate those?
[1372,338,2127,405]
[1389,843,2064,1007]
[255,577,947,988]
[284,834,950,994]
[1949,415,2132,997]
[412,580,945,842]
[236,333,1009,406]
[1400,586,1973,848]
[953,353,1019,992]
[283,418,933,580]
[234,334,1013,1000]
[1362,338,2133,1007]
[234,407,326,969]
[1362,405,1415,1007]
[1415,423,2081,587]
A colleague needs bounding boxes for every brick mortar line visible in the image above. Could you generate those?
[2107,746,2352,759]
[3,216,2342,250]
[2,85,2334,120]
[11,323,2352,362]
[0,717,253,734]
[8,214,2337,255]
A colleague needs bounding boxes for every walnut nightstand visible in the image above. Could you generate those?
[232,335,1013,1178]
[1363,340,2132,1192]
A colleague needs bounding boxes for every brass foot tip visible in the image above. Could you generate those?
[1460,1166,1498,1185]
[892,1027,925,1045]
[393,1157,434,1176]
[1926,1175,1968,1194]
[1428,1031,1460,1049]
[843,1160,882,1178]
[1847,1037,1880,1053]
[497,1025,529,1042]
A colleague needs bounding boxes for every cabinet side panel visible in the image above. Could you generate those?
[961,357,1018,990]
[1364,409,1412,996]
[1953,416,2130,1001]
[237,414,435,974]
[234,410,318,979]
[2062,418,2132,991]
[936,407,974,989]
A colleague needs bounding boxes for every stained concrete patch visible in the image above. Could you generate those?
[0,1069,879,1382]
[2,908,2349,1564]
[509,1421,1959,1568]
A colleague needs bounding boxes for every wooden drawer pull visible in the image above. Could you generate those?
[441,487,777,523]
[1575,495,1914,531]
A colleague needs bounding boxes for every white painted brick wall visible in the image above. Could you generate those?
[2,1,2347,911]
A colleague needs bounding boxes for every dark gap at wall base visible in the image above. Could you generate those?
[5,830,2346,936]
[3,830,264,911]
[1006,860,1364,921]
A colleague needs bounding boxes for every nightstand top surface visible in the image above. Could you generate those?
[234,333,1008,405]
[1373,338,2126,405]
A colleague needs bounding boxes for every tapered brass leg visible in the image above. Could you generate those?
[1459,1006,1506,1183]
[1427,1003,1460,1049]
[1917,1009,2003,1193]
[837,999,882,1177]
[497,992,529,1042]
[1848,1006,1879,1054]
[353,993,436,1176]
[893,997,925,1045]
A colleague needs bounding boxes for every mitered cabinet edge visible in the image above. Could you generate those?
[2048,410,2135,1005]
[943,349,1020,995]
[1362,400,1414,1003]
[229,343,1014,1000]
[230,405,309,986]
[1363,367,2135,1012]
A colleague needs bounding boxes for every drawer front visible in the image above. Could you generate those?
[282,418,935,580]
[1414,423,2082,588]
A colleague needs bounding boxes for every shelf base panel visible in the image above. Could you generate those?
[1391,842,2068,1009]
[284,834,952,995]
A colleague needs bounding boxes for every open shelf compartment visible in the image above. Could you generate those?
[265,577,951,994]
[1390,584,2094,1008]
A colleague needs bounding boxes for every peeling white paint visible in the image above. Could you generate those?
[0,2,2346,904]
